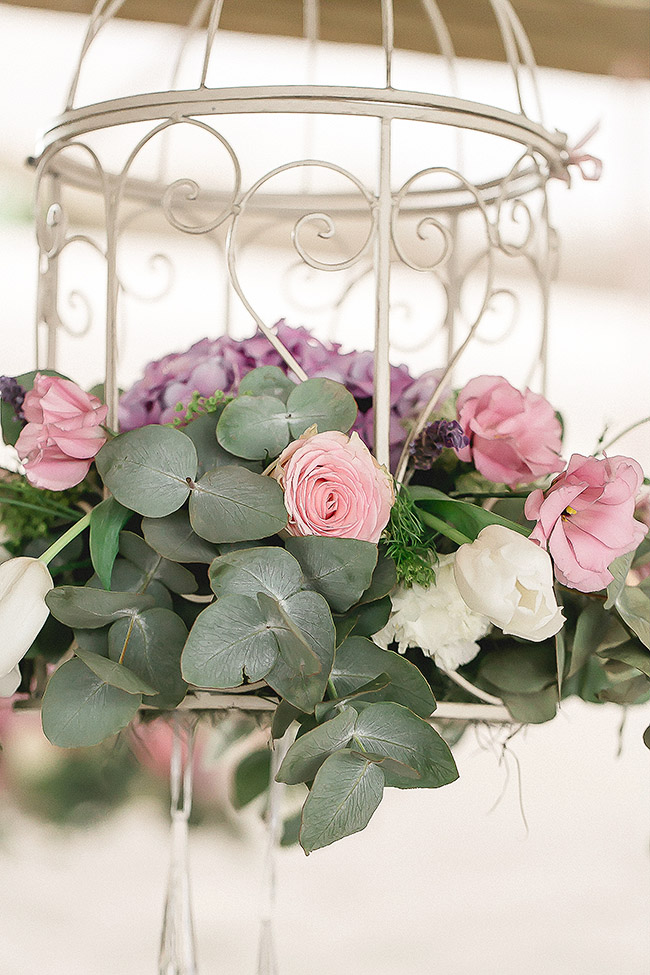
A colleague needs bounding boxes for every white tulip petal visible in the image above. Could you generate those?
[0,664,22,698]
[0,557,54,676]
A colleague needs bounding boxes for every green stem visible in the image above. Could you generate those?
[417,509,472,547]
[597,416,650,454]
[38,511,91,566]
[449,491,531,500]
[0,492,81,520]
[327,679,338,700]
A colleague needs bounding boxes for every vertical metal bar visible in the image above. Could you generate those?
[374,116,392,470]
[257,728,294,975]
[105,189,119,431]
[380,0,395,89]
[444,212,459,374]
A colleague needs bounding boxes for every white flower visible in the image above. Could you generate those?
[454,524,565,642]
[0,557,53,696]
[374,554,491,671]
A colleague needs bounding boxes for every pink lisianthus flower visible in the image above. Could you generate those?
[271,429,394,543]
[15,374,108,490]
[524,453,648,593]
[455,375,564,487]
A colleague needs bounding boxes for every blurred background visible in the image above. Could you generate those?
[1,2,649,973]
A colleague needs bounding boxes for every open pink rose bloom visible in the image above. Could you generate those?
[272,430,394,544]
[15,374,108,490]
[455,375,564,487]
[525,453,648,593]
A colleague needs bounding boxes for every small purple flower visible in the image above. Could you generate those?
[0,376,26,423]
[409,419,469,470]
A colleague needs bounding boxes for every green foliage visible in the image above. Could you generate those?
[383,489,436,587]
[96,425,198,517]
[90,497,131,590]
[408,484,530,543]
[46,586,155,628]
[171,389,230,427]
[285,536,378,613]
[216,375,357,460]
[0,475,85,549]
[142,508,220,564]
[188,467,287,543]
[231,748,272,809]
[330,636,436,718]
[108,607,189,709]
[41,657,142,748]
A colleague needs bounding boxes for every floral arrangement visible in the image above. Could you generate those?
[1,325,649,852]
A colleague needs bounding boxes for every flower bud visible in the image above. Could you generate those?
[454,525,565,642]
[0,557,53,695]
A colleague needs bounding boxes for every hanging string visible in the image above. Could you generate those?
[257,727,295,975]
[159,714,199,975]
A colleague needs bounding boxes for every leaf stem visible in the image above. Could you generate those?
[0,492,81,520]
[38,511,91,566]
[416,509,472,547]
[596,415,650,454]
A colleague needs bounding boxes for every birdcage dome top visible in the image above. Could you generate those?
[33,0,570,209]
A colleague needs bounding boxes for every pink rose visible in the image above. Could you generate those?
[272,430,394,543]
[16,374,108,490]
[525,453,648,593]
[455,375,564,487]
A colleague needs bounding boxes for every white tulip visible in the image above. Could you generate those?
[0,557,53,696]
[454,524,565,642]
[374,554,491,671]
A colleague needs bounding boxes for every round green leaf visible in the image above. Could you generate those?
[209,546,303,601]
[331,636,436,718]
[119,531,197,594]
[217,395,291,460]
[286,536,378,613]
[142,509,220,564]
[181,595,278,688]
[238,366,297,403]
[189,467,287,543]
[479,644,557,694]
[96,425,198,517]
[285,378,357,438]
[108,607,189,709]
[41,657,141,748]
[86,560,173,610]
[276,709,357,785]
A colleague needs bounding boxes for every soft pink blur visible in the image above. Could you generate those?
[16,374,108,490]
[525,453,648,593]
[455,375,564,487]
[272,430,394,543]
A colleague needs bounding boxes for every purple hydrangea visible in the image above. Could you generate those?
[118,322,442,470]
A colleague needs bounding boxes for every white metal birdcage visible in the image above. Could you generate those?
[32,0,570,465]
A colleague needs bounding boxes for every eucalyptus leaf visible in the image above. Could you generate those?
[285,536,378,613]
[605,551,636,609]
[189,467,287,543]
[344,596,392,638]
[238,366,297,402]
[142,509,220,564]
[185,410,264,476]
[616,586,650,649]
[281,812,303,847]
[331,636,436,718]
[209,546,303,601]
[46,586,155,629]
[597,674,650,706]
[96,425,198,517]
[276,709,357,785]
[570,601,628,677]
[300,750,385,853]
[479,644,556,694]
[119,531,197,594]
[271,699,305,739]
[231,748,271,809]
[89,497,131,591]
[349,751,422,783]
[74,646,157,695]
[262,590,334,712]
[357,552,398,605]
[86,560,173,610]
[314,674,392,722]
[597,641,650,678]
[352,702,458,789]
[216,395,292,460]
[500,685,558,724]
[643,724,650,751]
[74,626,110,657]
[285,378,357,438]
[181,594,278,688]
[108,608,189,709]
[41,658,141,748]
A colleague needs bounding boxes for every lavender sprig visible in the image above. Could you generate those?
[0,375,27,423]
[409,419,469,470]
